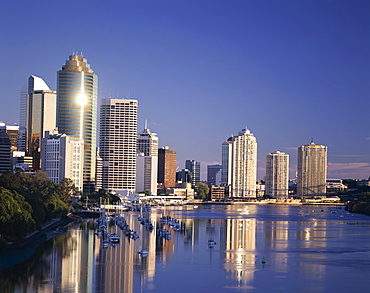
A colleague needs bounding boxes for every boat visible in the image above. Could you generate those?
[138,249,148,257]
[109,233,120,244]
[208,238,216,248]
[103,240,109,248]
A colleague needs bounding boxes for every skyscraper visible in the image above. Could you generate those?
[99,98,138,192]
[297,142,327,197]
[57,54,98,192]
[137,124,158,157]
[136,154,158,195]
[265,151,289,198]
[0,128,11,174]
[136,124,158,195]
[157,146,176,190]
[185,160,200,185]
[20,76,56,169]
[221,128,257,198]
[207,164,222,186]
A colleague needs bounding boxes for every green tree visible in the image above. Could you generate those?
[194,182,209,201]
[0,187,35,241]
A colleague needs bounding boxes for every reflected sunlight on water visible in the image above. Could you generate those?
[1,204,370,293]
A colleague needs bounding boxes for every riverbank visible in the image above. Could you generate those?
[5,214,75,250]
[190,200,345,206]
[346,201,370,216]
[0,215,75,270]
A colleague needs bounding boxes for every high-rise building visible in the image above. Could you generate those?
[99,98,138,193]
[177,168,192,185]
[297,142,327,197]
[41,131,84,190]
[185,160,200,185]
[221,128,257,198]
[265,151,289,198]
[20,76,56,169]
[136,154,158,195]
[56,54,98,192]
[158,146,176,190]
[0,129,12,174]
[207,164,222,186]
[95,148,103,191]
[136,123,158,194]
[0,123,20,153]
[137,124,158,157]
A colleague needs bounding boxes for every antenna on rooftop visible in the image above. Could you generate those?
[145,119,148,129]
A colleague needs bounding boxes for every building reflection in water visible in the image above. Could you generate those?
[1,206,335,292]
[223,217,256,288]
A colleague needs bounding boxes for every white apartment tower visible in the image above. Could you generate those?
[41,132,83,190]
[265,151,289,198]
[99,98,138,192]
[222,128,257,198]
[297,142,327,197]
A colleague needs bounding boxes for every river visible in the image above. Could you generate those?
[1,204,370,293]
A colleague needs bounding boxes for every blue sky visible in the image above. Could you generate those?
[1,0,369,180]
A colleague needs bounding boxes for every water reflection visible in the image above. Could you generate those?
[1,205,370,292]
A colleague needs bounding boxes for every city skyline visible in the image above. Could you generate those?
[1,1,369,180]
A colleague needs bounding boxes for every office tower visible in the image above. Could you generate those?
[221,139,233,187]
[0,129,12,174]
[136,154,158,195]
[185,160,200,185]
[0,123,19,153]
[137,123,158,157]
[297,142,327,197]
[99,98,138,192]
[19,76,56,169]
[41,131,84,190]
[265,151,289,198]
[221,128,257,198]
[137,123,158,194]
[177,169,192,185]
[20,75,51,152]
[207,164,222,186]
[57,54,98,192]
[158,146,176,190]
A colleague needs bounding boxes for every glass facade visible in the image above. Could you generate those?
[57,55,98,192]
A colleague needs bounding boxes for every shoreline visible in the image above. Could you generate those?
[5,214,75,251]
[190,201,346,206]
[0,215,75,270]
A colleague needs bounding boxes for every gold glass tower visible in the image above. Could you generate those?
[57,54,98,192]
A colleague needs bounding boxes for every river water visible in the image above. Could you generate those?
[1,204,370,293]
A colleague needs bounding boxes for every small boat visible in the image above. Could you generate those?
[208,238,216,248]
[109,233,120,244]
[138,249,148,257]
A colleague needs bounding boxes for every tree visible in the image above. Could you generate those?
[0,187,35,241]
[194,182,209,201]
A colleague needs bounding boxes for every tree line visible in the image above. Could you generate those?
[0,170,75,249]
